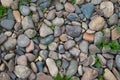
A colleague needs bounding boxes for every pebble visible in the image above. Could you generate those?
[54,26,62,37]
[17,34,30,47]
[48,42,57,51]
[22,16,34,30]
[115,55,120,71]
[20,5,30,16]
[108,14,118,25]
[91,0,102,4]
[66,25,82,37]
[25,53,35,62]
[11,0,18,10]
[36,61,43,72]
[8,59,14,71]
[32,13,39,22]
[94,31,103,44]
[78,65,83,76]
[67,13,79,21]
[52,17,64,26]
[0,64,5,71]
[4,53,15,60]
[29,72,36,80]
[75,34,83,42]
[47,10,56,20]
[81,69,98,80]
[82,22,88,30]
[0,72,10,80]
[14,65,31,79]
[36,73,53,80]
[1,0,13,7]
[64,40,75,50]
[62,59,69,69]
[4,31,12,37]
[0,19,15,30]
[13,10,21,22]
[112,28,120,40]
[46,58,58,77]
[3,38,17,50]
[17,55,27,66]
[39,44,47,50]
[81,3,94,19]
[31,62,37,73]
[64,2,75,12]
[66,60,78,76]
[89,16,105,31]
[58,45,65,53]
[26,40,34,52]
[39,23,53,37]
[89,44,100,54]
[39,50,48,60]
[0,33,7,45]
[60,34,67,42]
[40,35,54,45]
[49,51,58,60]
[79,40,89,54]
[69,47,80,57]
[55,3,64,11]
[40,1,51,8]
[103,68,117,80]
[100,1,114,17]
[24,29,37,38]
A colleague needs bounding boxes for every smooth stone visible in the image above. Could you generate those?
[71,76,80,80]
[94,31,103,44]
[14,65,31,79]
[78,65,83,76]
[22,16,34,30]
[36,73,53,80]
[52,17,64,26]
[26,40,34,52]
[31,62,37,73]
[0,72,10,80]
[75,5,81,14]
[81,3,94,19]
[0,33,7,45]
[64,40,75,50]
[4,53,15,60]
[32,13,39,22]
[64,2,75,12]
[108,14,118,25]
[55,3,64,11]
[89,44,100,54]
[66,60,78,76]
[44,19,52,26]
[36,61,43,72]
[81,69,98,80]
[75,34,83,42]
[20,5,30,16]
[49,51,58,60]
[3,38,17,50]
[89,16,105,31]
[103,68,117,80]
[46,58,58,77]
[54,26,62,37]
[8,59,14,71]
[62,59,69,69]
[100,1,114,17]
[115,55,120,71]
[66,25,82,37]
[17,34,30,47]
[40,35,54,45]
[25,53,35,62]
[91,0,102,4]
[24,29,37,38]
[39,24,53,37]
[7,9,14,20]
[13,10,21,22]
[1,0,13,7]
[29,72,36,80]
[48,42,57,51]
[47,9,56,20]
[107,59,113,70]
[39,50,48,60]
[112,28,120,40]
[17,55,27,66]
[40,1,51,8]
[11,0,18,10]
[82,22,88,30]
[0,20,15,30]
[58,45,65,53]
[69,47,80,57]
[79,40,88,54]
[67,13,79,21]
[39,44,47,50]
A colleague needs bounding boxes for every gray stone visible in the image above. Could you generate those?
[62,59,69,69]
[66,60,78,76]
[0,20,15,30]
[0,72,10,80]
[115,55,120,71]
[54,26,61,37]
[94,31,103,44]
[52,17,64,26]
[39,50,48,60]
[55,3,64,11]
[66,25,82,37]
[24,29,37,38]
[91,0,102,4]
[40,1,50,8]
[4,38,17,50]
[32,13,39,22]
[89,44,100,54]
[17,55,27,66]
[20,5,30,16]
[67,13,79,21]
[79,40,88,54]
[47,10,56,20]
[64,40,75,50]
[4,53,15,60]
[14,65,31,79]
[22,16,34,30]
[108,14,118,25]
[17,34,30,47]
[69,47,80,57]
[58,45,65,53]
[0,33,7,45]
[48,42,57,51]
[49,51,58,60]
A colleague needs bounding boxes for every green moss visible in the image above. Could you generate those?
[98,76,104,80]
[0,5,7,18]
[71,0,77,4]
[54,73,71,80]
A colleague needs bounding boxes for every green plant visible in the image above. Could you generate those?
[98,76,104,80]
[49,24,55,30]
[19,0,31,5]
[41,8,47,13]
[71,0,77,4]
[93,56,101,68]
[96,38,106,50]
[0,5,7,18]
[115,25,120,33]
[54,73,71,80]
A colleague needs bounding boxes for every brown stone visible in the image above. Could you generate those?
[0,72,10,80]
[13,10,21,22]
[112,28,120,40]
[83,32,94,42]
[60,34,67,42]
[64,2,75,12]
[26,40,34,52]
[36,73,53,80]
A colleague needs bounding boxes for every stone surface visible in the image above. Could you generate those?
[17,34,30,47]
[94,31,103,44]
[60,34,67,42]
[83,32,94,42]
[67,13,79,21]
[24,29,37,38]
[54,26,61,37]
[26,53,35,62]
[115,55,120,71]
[47,10,56,20]
[91,0,102,4]
[36,73,53,80]
[52,17,64,26]
[48,42,57,51]
[64,40,75,50]
[26,40,34,52]
[0,19,15,30]
[14,65,31,79]
[103,68,117,80]
[39,24,53,37]
[1,0,13,7]
[46,58,58,77]
[13,10,21,22]
[17,55,27,66]
[69,47,80,57]
[20,5,30,16]
[81,3,94,18]
[112,28,120,40]
[0,33,7,45]
[89,16,105,31]
[49,51,58,60]
[64,2,75,12]
[66,25,82,37]
[100,1,114,17]
[108,14,118,25]
[0,72,10,80]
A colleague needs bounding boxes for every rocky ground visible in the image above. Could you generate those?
[0,0,120,80]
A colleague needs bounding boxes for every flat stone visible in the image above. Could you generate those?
[48,42,57,51]
[4,53,15,60]
[25,53,35,62]
[52,17,64,26]
[91,0,102,4]
[83,32,94,42]
[36,73,53,80]
[0,19,15,30]
[26,40,34,52]
[67,13,79,21]
[108,14,118,25]
[1,0,13,7]
[64,2,75,12]
[8,59,14,71]
[55,3,64,11]
[100,1,114,17]
[36,61,43,72]
[54,26,61,37]
[89,44,100,54]
[60,34,67,42]
[64,40,75,50]
[89,16,105,31]
[81,3,94,19]
[24,29,37,38]
[94,31,103,44]
[39,24,53,37]
[46,58,58,77]
[14,65,31,79]
[31,62,37,73]
[49,51,58,60]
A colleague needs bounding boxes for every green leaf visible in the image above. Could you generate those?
[98,76,104,80]
[94,56,101,68]
[71,0,77,4]
[0,5,7,18]
[54,73,62,80]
